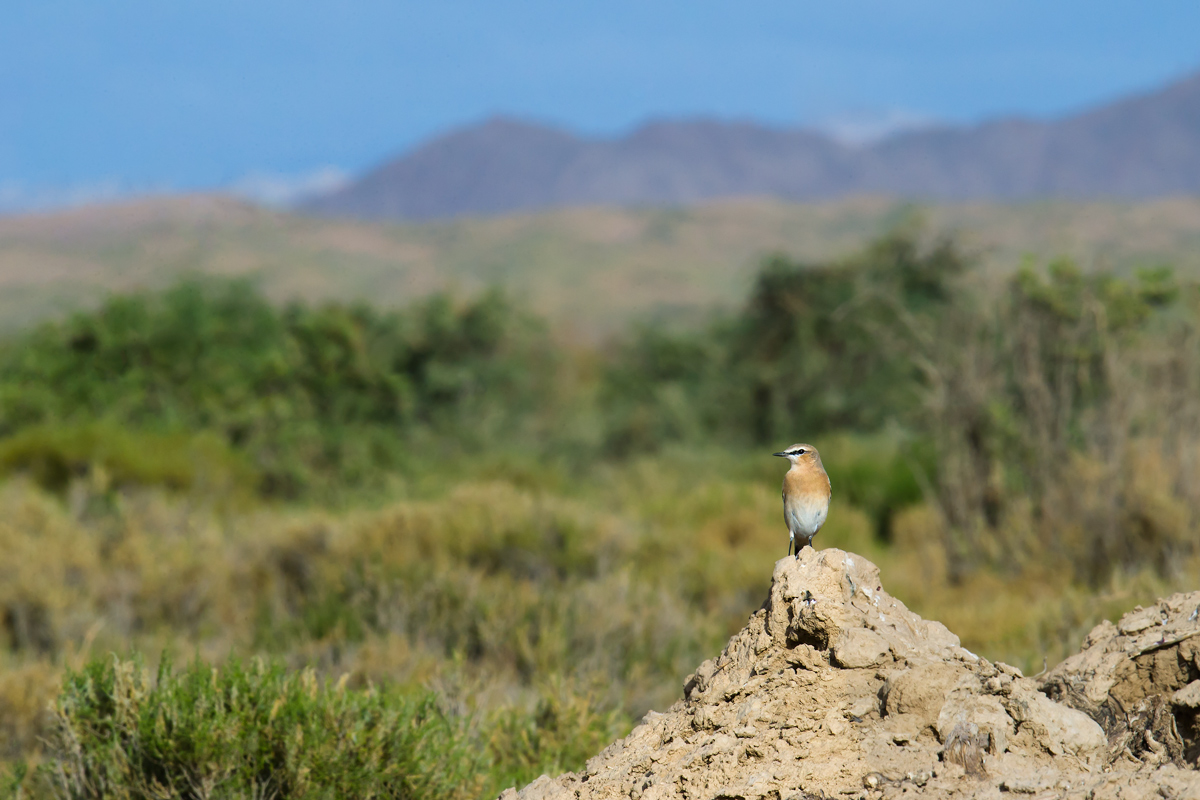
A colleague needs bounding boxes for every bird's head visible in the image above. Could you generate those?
[773,443,822,468]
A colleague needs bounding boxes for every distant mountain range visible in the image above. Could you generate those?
[303,71,1200,220]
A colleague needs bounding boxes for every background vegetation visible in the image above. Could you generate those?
[1,225,1198,798]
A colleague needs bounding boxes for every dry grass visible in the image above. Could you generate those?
[3,441,1194,780]
[887,504,1199,670]
[917,264,1200,587]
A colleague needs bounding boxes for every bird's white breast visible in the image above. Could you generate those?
[785,495,829,537]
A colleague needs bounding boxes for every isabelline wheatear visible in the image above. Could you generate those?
[773,443,831,557]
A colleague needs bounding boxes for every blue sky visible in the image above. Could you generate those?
[2,1,1198,204]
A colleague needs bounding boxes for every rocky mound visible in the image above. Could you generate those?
[502,549,1200,800]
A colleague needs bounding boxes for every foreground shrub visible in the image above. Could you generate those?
[45,655,483,800]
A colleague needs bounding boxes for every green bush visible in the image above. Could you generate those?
[9,654,633,800]
[1,761,29,800]
[44,655,484,800]
[0,281,551,499]
[723,232,965,442]
[597,230,968,453]
[0,422,253,499]
[818,432,932,542]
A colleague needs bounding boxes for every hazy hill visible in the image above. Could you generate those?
[304,71,1200,220]
[3,195,1200,337]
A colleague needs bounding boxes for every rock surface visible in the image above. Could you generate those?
[1042,591,1200,772]
[502,548,1200,800]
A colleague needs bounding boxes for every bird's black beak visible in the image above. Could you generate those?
[772,452,788,457]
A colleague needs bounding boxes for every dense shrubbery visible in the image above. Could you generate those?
[0,235,1193,582]
[0,282,549,498]
[926,260,1192,582]
[600,235,1199,585]
[732,233,965,440]
[601,232,966,452]
[1,231,1199,797]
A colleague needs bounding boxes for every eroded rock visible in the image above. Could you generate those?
[936,691,1013,755]
[508,550,1200,800]
[831,627,891,669]
[1042,591,1200,768]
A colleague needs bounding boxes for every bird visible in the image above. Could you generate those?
[773,443,831,558]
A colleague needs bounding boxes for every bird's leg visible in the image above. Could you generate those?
[788,532,794,558]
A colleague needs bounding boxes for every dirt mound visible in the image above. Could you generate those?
[502,549,1200,800]
[1042,591,1200,769]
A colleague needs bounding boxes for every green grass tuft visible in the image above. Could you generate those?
[46,654,484,800]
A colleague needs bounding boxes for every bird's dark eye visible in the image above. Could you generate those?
[796,448,806,455]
